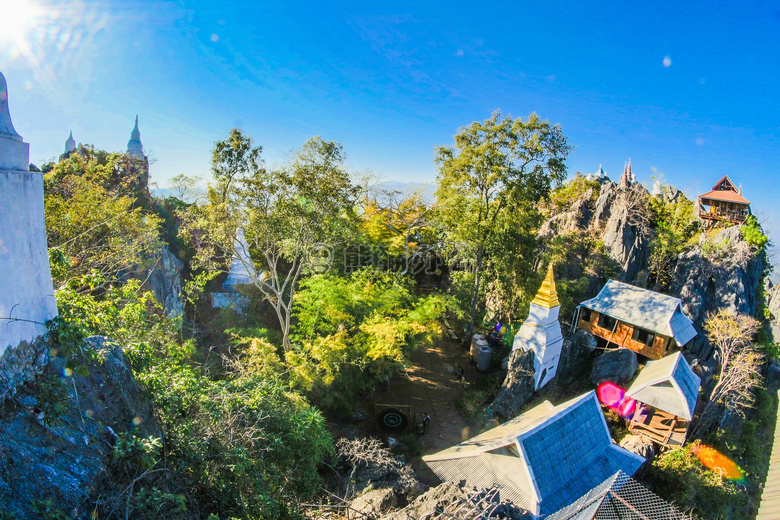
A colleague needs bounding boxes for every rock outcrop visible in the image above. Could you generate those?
[142,246,184,318]
[0,336,160,518]
[490,349,535,418]
[590,348,638,386]
[554,329,597,384]
[619,434,655,464]
[539,181,653,284]
[671,226,763,326]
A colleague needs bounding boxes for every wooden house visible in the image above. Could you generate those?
[625,352,700,447]
[574,280,697,360]
[697,175,751,224]
[423,392,643,518]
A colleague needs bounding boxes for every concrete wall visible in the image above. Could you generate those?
[0,167,58,359]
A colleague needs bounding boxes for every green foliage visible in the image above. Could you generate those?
[180,131,358,350]
[741,215,769,250]
[130,487,187,519]
[111,433,162,475]
[44,148,162,287]
[288,269,452,411]
[547,172,601,211]
[30,500,70,520]
[435,111,571,333]
[32,374,69,428]
[54,277,332,518]
[457,374,502,419]
[647,193,699,289]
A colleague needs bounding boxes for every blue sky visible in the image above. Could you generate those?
[2,0,779,257]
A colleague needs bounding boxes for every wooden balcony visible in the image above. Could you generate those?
[628,405,689,447]
[698,208,749,225]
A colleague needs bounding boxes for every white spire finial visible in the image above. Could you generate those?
[0,71,23,142]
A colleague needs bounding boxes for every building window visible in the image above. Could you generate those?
[632,327,655,346]
[580,308,592,323]
[598,314,617,330]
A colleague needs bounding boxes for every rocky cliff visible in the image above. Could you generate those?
[0,336,160,518]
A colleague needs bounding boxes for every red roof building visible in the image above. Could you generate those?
[697,175,751,224]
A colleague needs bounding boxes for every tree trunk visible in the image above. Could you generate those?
[466,248,484,344]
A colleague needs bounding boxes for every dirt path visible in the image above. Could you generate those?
[369,333,482,483]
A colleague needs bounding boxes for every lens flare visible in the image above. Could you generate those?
[692,444,745,482]
[597,381,625,408]
[597,382,637,419]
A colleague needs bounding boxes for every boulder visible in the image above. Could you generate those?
[351,487,397,517]
[619,434,655,464]
[490,349,535,418]
[590,348,638,386]
[554,330,596,385]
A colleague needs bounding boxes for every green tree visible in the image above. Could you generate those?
[434,111,571,336]
[692,310,763,438]
[44,150,163,288]
[181,131,357,350]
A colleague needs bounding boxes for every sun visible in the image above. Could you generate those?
[0,0,41,43]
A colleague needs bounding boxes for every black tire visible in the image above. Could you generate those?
[377,408,408,432]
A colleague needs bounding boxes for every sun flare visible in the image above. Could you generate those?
[0,0,41,42]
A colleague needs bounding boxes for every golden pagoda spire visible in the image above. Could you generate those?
[531,264,560,309]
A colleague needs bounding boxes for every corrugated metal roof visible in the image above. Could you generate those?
[423,392,644,517]
[579,280,696,344]
[424,401,555,461]
[625,352,700,420]
[756,390,780,520]
[669,312,698,347]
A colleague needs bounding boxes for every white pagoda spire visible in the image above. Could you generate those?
[64,130,76,153]
[512,265,564,389]
[126,115,145,158]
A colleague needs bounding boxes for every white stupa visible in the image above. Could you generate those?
[223,228,258,291]
[64,130,76,154]
[512,265,564,389]
[126,115,145,159]
[0,71,58,358]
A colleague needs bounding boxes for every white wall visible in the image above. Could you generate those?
[0,167,58,353]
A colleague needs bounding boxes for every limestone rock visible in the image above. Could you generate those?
[538,188,595,237]
[619,434,655,464]
[600,186,652,282]
[490,348,535,418]
[555,330,597,385]
[351,487,398,517]
[143,246,184,318]
[590,348,638,386]
[766,281,780,342]
[0,336,160,518]
[670,225,763,327]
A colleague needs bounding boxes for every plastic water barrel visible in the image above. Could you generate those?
[476,345,493,372]
[472,339,488,363]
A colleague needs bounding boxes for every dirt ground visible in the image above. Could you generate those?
[367,332,485,484]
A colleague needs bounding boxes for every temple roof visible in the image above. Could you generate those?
[626,352,700,420]
[700,175,750,204]
[579,280,697,346]
[531,264,560,309]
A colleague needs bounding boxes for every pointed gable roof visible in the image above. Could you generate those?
[626,352,700,420]
[699,175,750,204]
[579,280,697,346]
[423,392,644,516]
